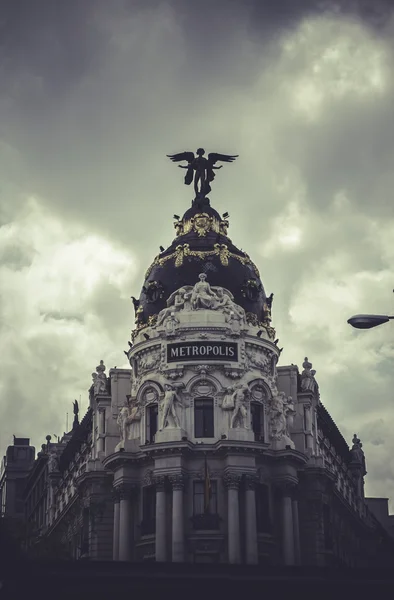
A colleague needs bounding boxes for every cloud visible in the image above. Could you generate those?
[0,0,394,511]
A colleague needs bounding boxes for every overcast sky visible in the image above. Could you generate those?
[1,0,394,509]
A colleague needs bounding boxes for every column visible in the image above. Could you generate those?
[280,483,295,565]
[112,489,120,561]
[118,484,134,561]
[155,476,167,562]
[245,475,258,565]
[170,474,186,562]
[98,407,105,453]
[224,473,241,564]
[292,496,301,565]
[304,403,314,452]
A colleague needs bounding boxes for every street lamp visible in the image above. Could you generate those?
[347,314,394,330]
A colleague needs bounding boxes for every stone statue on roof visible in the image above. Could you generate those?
[301,357,318,394]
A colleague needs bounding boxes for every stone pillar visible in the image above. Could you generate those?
[155,476,167,562]
[304,403,314,452]
[170,474,186,562]
[224,473,241,564]
[118,484,134,561]
[279,483,295,565]
[112,489,120,561]
[98,407,105,453]
[292,496,301,565]
[245,475,258,565]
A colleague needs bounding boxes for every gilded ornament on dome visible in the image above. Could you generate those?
[191,213,212,237]
[245,312,259,326]
[241,279,262,301]
[143,280,165,304]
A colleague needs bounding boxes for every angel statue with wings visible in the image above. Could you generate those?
[167,148,238,198]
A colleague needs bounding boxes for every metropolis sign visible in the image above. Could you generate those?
[167,341,238,363]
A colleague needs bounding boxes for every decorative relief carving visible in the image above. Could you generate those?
[250,383,268,403]
[160,366,184,380]
[136,346,161,375]
[245,344,271,373]
[190,380,216,397]
[155,274,247,334]
[140,386,159,406]
[223,366,244,379]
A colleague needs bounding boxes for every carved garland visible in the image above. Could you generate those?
[145,243,260,279]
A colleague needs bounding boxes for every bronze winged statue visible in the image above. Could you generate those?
[167,148,238,198]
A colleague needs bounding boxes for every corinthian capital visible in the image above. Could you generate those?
[116,482,137,501]
[168,473,187,490]
[244,474,259,490]
[223,472,242,490]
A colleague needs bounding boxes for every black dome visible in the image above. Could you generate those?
[134,198,269,327]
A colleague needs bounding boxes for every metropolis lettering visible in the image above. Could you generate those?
[167,341,238,363]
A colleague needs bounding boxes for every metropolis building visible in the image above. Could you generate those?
[2,153,394,567]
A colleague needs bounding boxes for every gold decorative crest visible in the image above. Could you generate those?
[174,213,230,238]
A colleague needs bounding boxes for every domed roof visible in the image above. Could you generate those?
[133,197,270,329]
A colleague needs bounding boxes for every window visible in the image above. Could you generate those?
[141,485,156,535]
[251,402,264,441]
[194,398,214,438]
[146,404,158,443]
[256,484,271,533]
[192,480,219,530]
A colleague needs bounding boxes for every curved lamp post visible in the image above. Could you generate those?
[347,314,394,330]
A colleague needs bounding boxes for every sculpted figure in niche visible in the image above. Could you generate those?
[230,383,250,429]
[222,386,235,411]
[117,401,131,447]
[159,384,182,430]
[269,391,295,444]
[269,391,287,440]
[117,398,142,446]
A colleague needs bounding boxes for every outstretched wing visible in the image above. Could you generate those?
[167,151,195,164]
[208,152,238,165]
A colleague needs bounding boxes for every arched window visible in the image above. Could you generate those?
[146,404,158,443]
[194,398,214,438]
[251,402,264,441]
